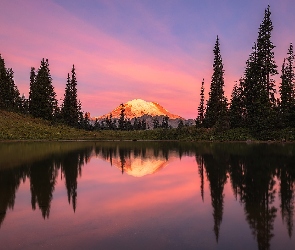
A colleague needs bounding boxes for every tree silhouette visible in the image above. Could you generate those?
[118,103,126,130]
[241,6,278,131]
[203,151,228,242]
[196,155,205,201]
[29,159,58,219]
[61,65,81,127]
[0,54,21,111]
[229,80,244,128]
[0,167,27,228]
[204,36,227,128]
[196,79,205,127]
[29,59,58,120]
[278,161,295,238]
[279,43,295,127]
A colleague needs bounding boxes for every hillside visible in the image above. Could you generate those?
[0,110,98,140]
[2,110,290,142]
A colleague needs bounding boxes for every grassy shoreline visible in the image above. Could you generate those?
[1,110,295,142]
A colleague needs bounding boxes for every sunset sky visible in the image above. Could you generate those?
[1,0,295,118]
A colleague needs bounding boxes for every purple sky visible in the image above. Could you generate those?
[1,0,294,118]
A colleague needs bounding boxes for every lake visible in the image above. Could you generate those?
[0,141,295,250]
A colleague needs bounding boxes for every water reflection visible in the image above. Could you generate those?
[0,142,295,249]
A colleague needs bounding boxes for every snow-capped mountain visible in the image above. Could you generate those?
[96,99,182,119]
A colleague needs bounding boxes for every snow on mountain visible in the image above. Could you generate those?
[96,98,182,119]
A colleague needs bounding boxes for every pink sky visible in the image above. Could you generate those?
[1,0,294,118]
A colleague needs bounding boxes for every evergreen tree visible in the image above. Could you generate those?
[257,6,278,104]
[229,81,244,128]
[141,118,147,130]
[196,78,205,127]
[94,118,101,130]
[77,99,84,126]
[241,43,260,128]
[105,114,115,130]
[177,119,184,130]
[79,112,92,130]
[161,115,169,129]
[153,117,159,129]
[61,65,81,127]
[126,119,132,131]
[28,67,36,111]
[242,6,278,131]
[204,36,227,128]
[19,94,29,114]
[133,117,139,130]
[279,43,295,127]
[0,54,21,110]
[29,59,58,120]
[118,103,126,130]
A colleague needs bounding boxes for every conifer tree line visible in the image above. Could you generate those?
[0,57,88,128]
[197,5,295,132]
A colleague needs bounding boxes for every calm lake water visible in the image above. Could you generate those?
[0,141,295,250]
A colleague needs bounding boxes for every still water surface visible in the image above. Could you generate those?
[0,141,295,250]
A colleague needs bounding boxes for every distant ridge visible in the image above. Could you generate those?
[96,99,182,119]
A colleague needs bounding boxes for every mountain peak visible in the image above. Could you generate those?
[97,99,182,119]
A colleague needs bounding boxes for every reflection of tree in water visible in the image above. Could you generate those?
[29,159,58,219]
[202,152,229,242]
[0,143,95,225]
[2,141,295,250]
[196,155,204,201]
[197,143,295,249]
[119,148,126,174]
[57,147,93,212]
[0,167,28,228]
[229,146,278,250]
[228,155,245,201]
[278,160,295,238]
[243,164,277,250]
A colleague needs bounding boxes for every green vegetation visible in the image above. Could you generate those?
[2,109,295,141]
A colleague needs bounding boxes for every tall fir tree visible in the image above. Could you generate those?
[256,5,278,104]
[241,43,260,128]
[118,103,126,130]
[61,65,81,127]
[279,43,295,127]
[0,54,21,110]
[196,78,205,127]
[242,5,278,131]
[204,36,227,128]
[229,80,244,128]
[28,67,37,114]
[29,59,58,120]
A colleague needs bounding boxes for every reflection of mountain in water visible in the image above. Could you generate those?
[1,141,295,250]
[97,148,169,177]
[113,157,169,177]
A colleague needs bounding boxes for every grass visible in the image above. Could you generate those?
[1,110,295,141]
